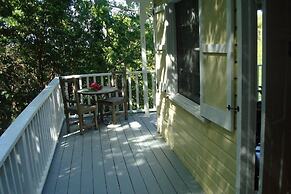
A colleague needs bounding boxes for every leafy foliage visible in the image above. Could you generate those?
[0,0,154,133]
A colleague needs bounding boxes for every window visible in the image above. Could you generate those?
[175,0,200,104]
[163,0,235,131]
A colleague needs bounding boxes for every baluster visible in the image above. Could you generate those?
[28,121,41,183]
[8,156,18,194]
[44,101,52,158]
[18,134,34,193]
[93,76,97,102]
[128,72,133,112]
[135,72,140,111]
[86,77,91,105]
[0,173,5,194]
[39,105,48,168]
[13,148,24,194]
[142,70,149,115]
[3,164,13,194]
[25,126,38,188]
[152,72,156,110]
[101,75,104,85]
[33,112,45,174]
[120,74,125,112]
[79,78,83,104]
[107,73,112,86]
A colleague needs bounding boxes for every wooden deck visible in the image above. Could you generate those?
[42,113,203,194]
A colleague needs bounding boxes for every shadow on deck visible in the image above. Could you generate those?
[42,113,203,194]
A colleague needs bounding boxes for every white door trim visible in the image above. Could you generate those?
[236,0,258,193]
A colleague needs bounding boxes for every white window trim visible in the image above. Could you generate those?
[168,93,208,122]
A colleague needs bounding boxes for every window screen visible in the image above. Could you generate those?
[175,0,200,104]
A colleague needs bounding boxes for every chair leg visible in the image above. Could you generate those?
[124,101,128,120]
[112,105,116,124]
[65,113,70,133]
[99,104,104,122]
[79,114,84,135]
[94,111,98,130]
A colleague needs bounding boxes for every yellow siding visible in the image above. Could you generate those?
[154,0,237,193]
[159,93,236,194]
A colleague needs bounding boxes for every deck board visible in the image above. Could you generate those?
[42,113,204,194]
[91,130,107,194]
[81,134,94,194]
[138,114,204,192]
[114,124,148,194]
[67,132,82,194]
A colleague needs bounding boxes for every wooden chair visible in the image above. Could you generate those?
[98,70,128,124]
[59,77,98,134]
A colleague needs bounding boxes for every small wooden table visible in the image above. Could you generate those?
[77,86,118,99]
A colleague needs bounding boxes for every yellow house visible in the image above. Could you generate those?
[154,0,236,193]
[153,0,291,193]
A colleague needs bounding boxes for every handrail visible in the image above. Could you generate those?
[0,77,64,194]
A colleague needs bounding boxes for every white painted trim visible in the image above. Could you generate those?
[202,43,227,53]
[259,2,267,193]
[235,0,258,193]
[139,1,150,116]
[168,93,208,123]
[226,0,235,130]
[201,102,231,129]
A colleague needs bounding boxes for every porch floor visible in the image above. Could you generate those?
[42,113,203,194]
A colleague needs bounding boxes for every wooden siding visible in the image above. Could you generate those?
[154,0,237,193]
[157,93,236,194]
[42,113,203,194]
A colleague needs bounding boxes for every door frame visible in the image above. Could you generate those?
[236,0,258,193]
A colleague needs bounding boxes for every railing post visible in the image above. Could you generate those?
[140,1,150,116]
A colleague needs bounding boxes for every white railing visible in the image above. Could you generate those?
[62,70,157,113]
[0,71,156,194]
[0,78,64,194]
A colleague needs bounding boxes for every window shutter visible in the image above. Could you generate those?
[200,0,235,131]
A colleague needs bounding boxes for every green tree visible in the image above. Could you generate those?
[0,0,154,133]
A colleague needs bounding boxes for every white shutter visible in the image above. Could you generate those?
[200,0,235,131]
